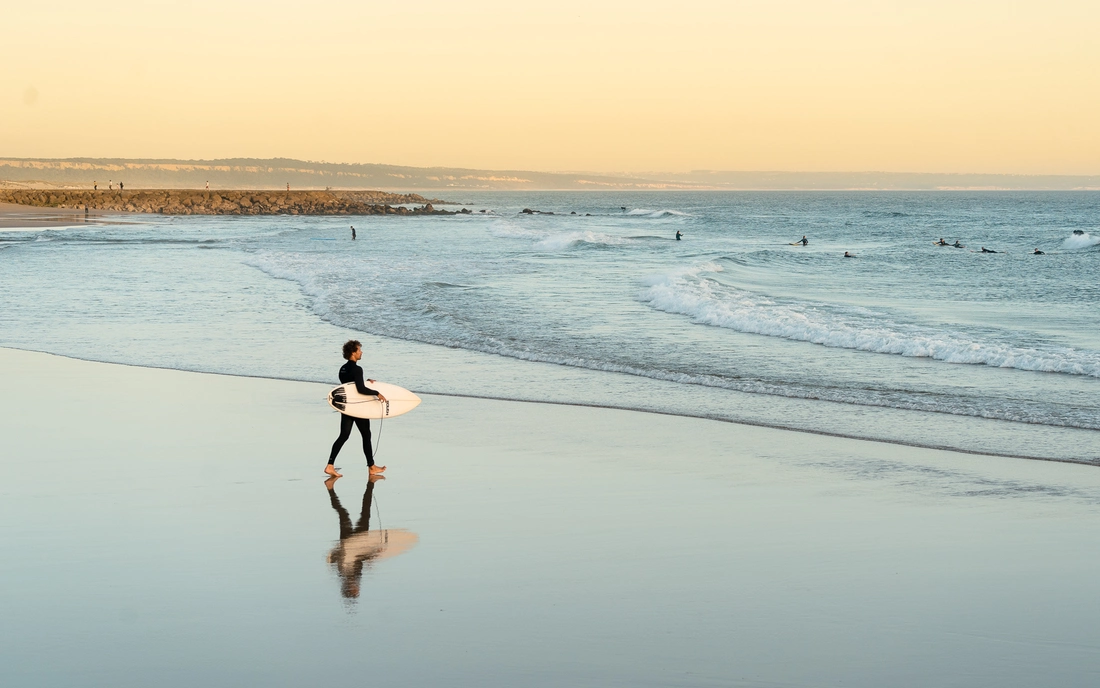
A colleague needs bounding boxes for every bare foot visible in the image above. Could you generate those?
[369,465,387,474]
[324,476,340,489]
[324,465,343,478]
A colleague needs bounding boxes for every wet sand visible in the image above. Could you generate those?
[0,201,103,228]
[2,347,1099,687]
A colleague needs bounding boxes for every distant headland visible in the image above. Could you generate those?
[2,157,1100,191]
[0,189,454,216]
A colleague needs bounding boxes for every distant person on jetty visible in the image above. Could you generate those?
[108,180,113,190]
[287,183,290,192]
[93,181,97,191]
[205,181,209,190]
[351,226,356,240]
[119,182,123,191]
[327,340,387,478]
[676,230,683,241]
[1033,248,1045,255]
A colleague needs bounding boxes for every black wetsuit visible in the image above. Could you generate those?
[329,360,379,466]
[675,231,682,241]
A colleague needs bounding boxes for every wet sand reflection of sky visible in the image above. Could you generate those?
[326,477,418,602]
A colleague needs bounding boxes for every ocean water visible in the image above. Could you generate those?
[2,191,1098,462]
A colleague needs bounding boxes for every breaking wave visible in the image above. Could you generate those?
[242,252,1100,430]
[638,262,1100,378]
[489,221,630,250]
[1063,231,1100,250]
[625,208,692,218]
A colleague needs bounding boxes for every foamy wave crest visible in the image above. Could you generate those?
[242,254,1100,429]
[1063,231,1100,250]
[489,221,630,250]
[626,208,691,218]
[639,263,1100,378]
[536,231,629,250]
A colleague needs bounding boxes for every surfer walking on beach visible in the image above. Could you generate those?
[327,340,387,478]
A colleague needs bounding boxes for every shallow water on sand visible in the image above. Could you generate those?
[1,191,1098,461]
[3,350,1100,688]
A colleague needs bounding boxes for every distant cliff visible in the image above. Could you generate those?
[0,189,454,216]
[3,157,1098,190]
[0,157,661,191]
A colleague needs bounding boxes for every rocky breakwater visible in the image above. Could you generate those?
[0,189,453,216]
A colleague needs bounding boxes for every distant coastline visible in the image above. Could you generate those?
[2,157,1100,191]
[0,189,454,216]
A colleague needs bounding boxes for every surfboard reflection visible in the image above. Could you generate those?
[325,478,418,600]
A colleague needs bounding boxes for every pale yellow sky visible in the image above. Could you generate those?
[2,0,1098,174]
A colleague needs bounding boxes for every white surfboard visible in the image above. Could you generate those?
[327,381,421,419]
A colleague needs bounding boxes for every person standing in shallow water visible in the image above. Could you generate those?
[351,225,356,240]
[326,340,387,477]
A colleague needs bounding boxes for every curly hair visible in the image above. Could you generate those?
[342,340,362,360]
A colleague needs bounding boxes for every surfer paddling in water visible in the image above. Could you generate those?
[326,340,387,478]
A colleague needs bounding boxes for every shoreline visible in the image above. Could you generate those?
[4,345,1100,686]
[4,344,1091,466]
[0,201,109,228]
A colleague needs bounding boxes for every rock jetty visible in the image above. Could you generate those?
[0,189,452,216]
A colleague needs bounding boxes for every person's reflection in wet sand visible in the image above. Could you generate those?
[325,476,418,600]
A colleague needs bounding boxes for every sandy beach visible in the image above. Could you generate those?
[3,346,1099,687]
[0,201,103,228]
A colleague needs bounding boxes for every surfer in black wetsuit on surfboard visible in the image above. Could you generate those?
[326,340,388,478]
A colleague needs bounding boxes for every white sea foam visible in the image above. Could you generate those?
[639,262,1100,378]
[1062,231,1100,250]
[234,250,1100,431]
[625,208,691,218]
[535,231,629,250]
[489,221,630,250]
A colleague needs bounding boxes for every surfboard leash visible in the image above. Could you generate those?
[372,401,385,462]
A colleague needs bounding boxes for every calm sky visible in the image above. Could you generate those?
[2,0,1098,174]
